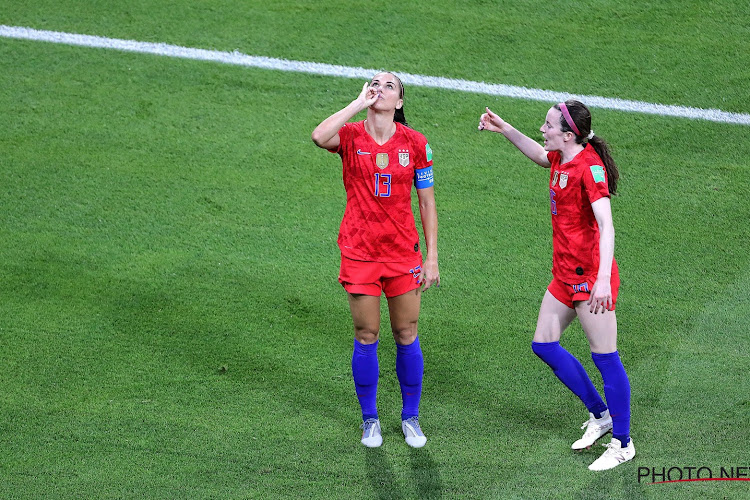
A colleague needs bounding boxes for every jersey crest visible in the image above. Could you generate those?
[399,149,410,167]
[559,172,568,189]
[376,153,389,169]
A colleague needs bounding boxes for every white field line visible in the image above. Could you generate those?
[2,25,749,126]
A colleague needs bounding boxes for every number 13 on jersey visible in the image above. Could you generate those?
[550,189,557,215]
[375,173,391,197]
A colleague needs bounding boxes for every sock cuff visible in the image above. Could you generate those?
[531,341,561,353]
[396,336,420,354]
[591,351,620,363]
[354,339,379,355]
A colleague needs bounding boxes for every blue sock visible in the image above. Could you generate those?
[352,339,379,421]
[532,342,608,417]
[396,336,424,421]
[592,351,631,447]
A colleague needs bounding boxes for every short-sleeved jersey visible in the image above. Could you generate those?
[331,121,433,262]
[547,144,615,282]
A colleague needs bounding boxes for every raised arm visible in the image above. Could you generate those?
[478,107,550,168]
[311,82,379,150]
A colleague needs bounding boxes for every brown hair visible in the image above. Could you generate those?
[554,100,618,194]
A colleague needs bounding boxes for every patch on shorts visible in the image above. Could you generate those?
[572,282,589,293]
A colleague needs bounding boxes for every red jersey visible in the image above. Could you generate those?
[547,144,616,282]
[331,121,433,262]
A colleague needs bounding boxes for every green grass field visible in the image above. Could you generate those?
[1,1,749,498]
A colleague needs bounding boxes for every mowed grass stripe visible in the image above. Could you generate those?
[2,24,750,126]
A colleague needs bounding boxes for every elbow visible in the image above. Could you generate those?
[311,126,329,148]
[311,130,323,147]
[418,198,434,213]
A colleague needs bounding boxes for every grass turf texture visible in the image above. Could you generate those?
[1,1,750,498]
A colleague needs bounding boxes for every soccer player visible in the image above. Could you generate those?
[311,72,440,448]
[478,101,634,471]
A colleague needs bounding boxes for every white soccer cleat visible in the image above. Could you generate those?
[401,416,427,448]
[588,438,635,471]
[360,418,382,448]
[572,410,612,450]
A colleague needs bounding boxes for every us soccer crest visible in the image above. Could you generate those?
[376,153,389,169]
[398,149,410,167]
[559,172,568,189]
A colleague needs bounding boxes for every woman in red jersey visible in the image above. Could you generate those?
[479,100,634,471]
[312,72,439,449]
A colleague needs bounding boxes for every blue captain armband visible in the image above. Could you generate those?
[414,166,434,189]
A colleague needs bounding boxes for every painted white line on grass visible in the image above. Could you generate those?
[3,25,749,126]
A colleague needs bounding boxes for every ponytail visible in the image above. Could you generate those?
[394,106,409,127]
[588,136,618,195]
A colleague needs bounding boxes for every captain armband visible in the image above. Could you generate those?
[414,166,434,189]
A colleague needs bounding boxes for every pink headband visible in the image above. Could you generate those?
[558,103,581,136]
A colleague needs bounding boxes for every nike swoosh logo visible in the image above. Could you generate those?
[357,149,371,155]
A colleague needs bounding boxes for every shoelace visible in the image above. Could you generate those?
[361,419,378,434]
[601,441,619,452]
[580,417,595,430]
[404,417,423,435]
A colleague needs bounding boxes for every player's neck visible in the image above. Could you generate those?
[364,113,397,146]
[560,143,585,164]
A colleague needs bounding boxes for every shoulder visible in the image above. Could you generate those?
[581,144,603,166]
[338,120,365,146]
[579,145,609,191]
[398,125,432,163]
[344,120,365,134]
[399,123,429,144]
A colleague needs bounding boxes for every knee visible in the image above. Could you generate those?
[355,327,380,345]
[391,323,418,346]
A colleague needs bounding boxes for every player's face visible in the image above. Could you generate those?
[540,107,568,152]
[369,73,403,111]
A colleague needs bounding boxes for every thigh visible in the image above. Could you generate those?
[348,293,382,344]
[386,288,421,345]
[533,290,578,343]
[575,303,618,353]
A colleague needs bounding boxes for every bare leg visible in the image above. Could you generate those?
[533,290,577,343]
[386,287,421,345]
[575,303,618,354]
[532,291,608,420]
[387,288,425,439]
[348,293,381,344]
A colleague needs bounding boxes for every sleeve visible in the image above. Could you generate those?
[583,162,610,204]
[329,122,353,155]
[547,151,560,167]
[414,132,434,189]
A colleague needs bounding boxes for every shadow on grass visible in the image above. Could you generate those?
[362,447,443,499]
[409,447,443,499]
[364,447,403,500]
